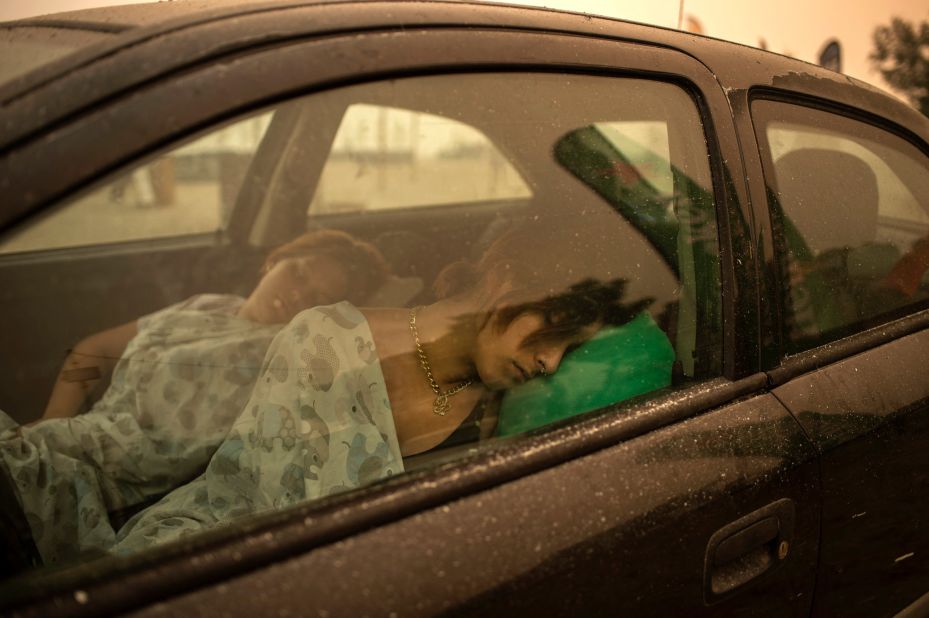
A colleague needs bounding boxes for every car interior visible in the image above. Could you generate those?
[0,73,722,438]
[243,73,715,374]
[762,115,929,347]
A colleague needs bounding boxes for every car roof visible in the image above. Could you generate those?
[7,0,349,28]
[0,0,370,100]
[1,0,926,151]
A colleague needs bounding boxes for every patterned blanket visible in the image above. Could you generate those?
[0,301,401,563]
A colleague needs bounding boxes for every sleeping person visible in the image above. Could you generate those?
[1,220,657,566]
[1,229,390,564]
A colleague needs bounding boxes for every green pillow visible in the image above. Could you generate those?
[496,312,675,437]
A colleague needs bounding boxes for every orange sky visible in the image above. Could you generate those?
[504,0,928,99]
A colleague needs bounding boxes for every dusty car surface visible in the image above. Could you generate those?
[1,1,928,616]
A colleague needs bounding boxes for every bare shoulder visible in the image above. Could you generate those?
[357,307,411,356]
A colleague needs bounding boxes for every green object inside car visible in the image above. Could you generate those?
[787,242,904,343]
[496,312,675,437]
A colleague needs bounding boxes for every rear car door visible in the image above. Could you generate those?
[1,5,820,616]
[750,96,929,617]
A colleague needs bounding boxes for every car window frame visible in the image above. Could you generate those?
[0,23,755,616]
[747,89,929,378]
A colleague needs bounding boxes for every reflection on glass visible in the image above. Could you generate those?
[554,121,720,377]
[756,104,929,347]
[0,113,272,254]
[0,72,721,584]
[309,104,531,214]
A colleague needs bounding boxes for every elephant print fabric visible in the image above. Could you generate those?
[0,294,281,565]
[112,302,403,553]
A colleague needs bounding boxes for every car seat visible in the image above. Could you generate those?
[772,148,892,338]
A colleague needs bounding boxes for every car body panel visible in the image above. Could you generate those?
[0,2,927,616]
[773,327,929,617]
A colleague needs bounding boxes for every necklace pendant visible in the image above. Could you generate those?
[433,393,451,416]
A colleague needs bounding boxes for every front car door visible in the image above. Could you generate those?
[1,4,821,616]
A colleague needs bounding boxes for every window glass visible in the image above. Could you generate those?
[595,121,674,195]
[753,100,929,350]
[308,104,531,214]
[0,72,719,583]
[0,112,273,254]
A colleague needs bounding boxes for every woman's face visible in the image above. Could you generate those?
[240,253,351,324]
[472,311,601,391]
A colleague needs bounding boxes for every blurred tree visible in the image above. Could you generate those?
[870,17,929,116]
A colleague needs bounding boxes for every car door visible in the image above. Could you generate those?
[0,5,820,617]
[749,96,929,617]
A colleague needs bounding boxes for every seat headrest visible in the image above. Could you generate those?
[773,148,879,255]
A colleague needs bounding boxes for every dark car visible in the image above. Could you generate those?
[1,1,928,616]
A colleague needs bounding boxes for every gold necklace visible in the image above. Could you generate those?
[408,306,473,416]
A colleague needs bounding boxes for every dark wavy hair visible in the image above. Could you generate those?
[496,278,651,347]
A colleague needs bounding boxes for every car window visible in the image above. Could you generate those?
[0,112,273,254]
[752,100,929,351]
[308,104,532,214]
[0,72,720,583]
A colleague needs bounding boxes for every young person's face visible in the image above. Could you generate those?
[472,310,601,391]
[241,253,351,324]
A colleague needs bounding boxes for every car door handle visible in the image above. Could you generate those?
[714,516,779,565]
[703,498,795,603]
